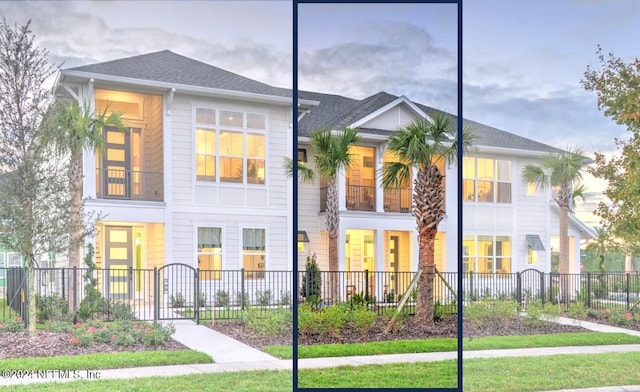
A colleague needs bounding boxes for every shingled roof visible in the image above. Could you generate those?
[64,50,564,154]
[65,50,291,98]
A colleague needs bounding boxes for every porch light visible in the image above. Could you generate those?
[298,230,310,252]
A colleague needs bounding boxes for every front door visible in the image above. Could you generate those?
[103,127,131,198]
[389,236,399,295]
[105,226,133,300]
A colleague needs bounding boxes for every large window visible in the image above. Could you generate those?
[463,157,511,203]
[197,227,222,280]
[243,228,266,279]
[463,235,512,273]
[195,108,266,184]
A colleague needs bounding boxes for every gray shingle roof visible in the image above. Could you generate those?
[65,50,291,98]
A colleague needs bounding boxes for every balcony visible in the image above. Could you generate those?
[96,168,164,202]
[383,188,412,213]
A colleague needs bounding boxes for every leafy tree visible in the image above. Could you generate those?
[381,113,475,325]
[43,99,125,310]
[583,227,620,273]
[522,147,586,304]
[582,45,640,133]
[0,20,70,335]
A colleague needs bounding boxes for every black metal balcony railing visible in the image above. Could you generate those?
[346,184,376,211]
[96,168,164,202]
[383,188,412,213]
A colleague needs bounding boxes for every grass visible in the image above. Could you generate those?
[4,352,640,391]
[263,332,640,359]
[0,350,212,371]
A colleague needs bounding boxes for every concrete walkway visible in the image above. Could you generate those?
[1,317,640,391]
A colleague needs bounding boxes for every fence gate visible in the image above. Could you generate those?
[155,263,199,321]
[518,268,545,305]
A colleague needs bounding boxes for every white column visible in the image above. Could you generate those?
[375,229,385,300]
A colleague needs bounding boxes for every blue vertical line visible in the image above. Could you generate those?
[457,1,464,391]
[292,0,299,391]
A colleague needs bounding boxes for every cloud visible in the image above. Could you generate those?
[299,20,457,108]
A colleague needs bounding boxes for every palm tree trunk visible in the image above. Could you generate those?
[415,231,436,324]
[68,152,84,313]
[326,177,340,302]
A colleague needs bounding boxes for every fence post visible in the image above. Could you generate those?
[195,269,200,324]
[586,273,591,308]
[540,272,545,306]
[241,268,245,310]
[364,269,369,303]
[516,272,522,308]
[627,273,631,310]
[72,266,78,313]
[153,267,158,322]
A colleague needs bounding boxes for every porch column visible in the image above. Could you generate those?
[375,230,385,300]
[376,145,386,213]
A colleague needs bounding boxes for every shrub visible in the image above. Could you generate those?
[77,244,105,321]
[236,291,249,308]
[566,302,588,319]
[169,293,185,308]
[316,305,350,337]
[106,301,135,321]
[610,310,633,326]
[142,322,176,346]
[215,290,230,307]
[300,253,322,300]
[244,307,291,336]
[464,299,517,328]
[350,305,377,335]
[298,304,322,336]
[36,294,69,322]
[256,290,272,307]
[0,317,25,332]
[198,291,208,308]
[279,290,291,306]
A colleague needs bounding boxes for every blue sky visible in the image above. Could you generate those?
[3,0,638,227]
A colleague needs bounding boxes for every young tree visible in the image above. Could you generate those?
[522,147,586,304]
[0,19,70,335]
[381,113,475,325]
[43,99,125,310]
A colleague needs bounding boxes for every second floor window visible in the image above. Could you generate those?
[195,108,266,184]
[463,157,511,203]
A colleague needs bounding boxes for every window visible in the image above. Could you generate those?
[527,182,540,196]
[197,228,222,280]
[463,157,512,203]
[463,235,512,273]
[194,108,266,184]
[526,234,545,265]
[243,228,266,279]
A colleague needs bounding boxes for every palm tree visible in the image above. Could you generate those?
[44,100,125,311]
[522,146,586,305]
[381,113,475,324]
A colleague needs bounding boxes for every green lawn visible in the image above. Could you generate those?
[0,350,212,371]
[3,352,640,391]
[264,332,640,359]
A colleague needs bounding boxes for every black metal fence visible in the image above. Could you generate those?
[2,266,640,324]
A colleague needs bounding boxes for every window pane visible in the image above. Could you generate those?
[247,159,265,184]
[246,134,265,158]
[243,254,265,279]
[198,228,222,249]
[496,236,511,256]
[220,111,243,127]
[477,158,494,180]
[477,181,493,202]
[220,157,242,183]
[496,160,511,181]
[462,157,474,179]
[196,129,215,155]
[497,182,512,203]
[243,228,266,250]
[220,131,243,156]
[196,108,216,125]
[247,113,265,129]
[196,156,215,181]
[463,179,475,201]
[478,236,493,256]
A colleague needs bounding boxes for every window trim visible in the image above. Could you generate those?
[463,235,512,273]
[240,226,268,280]
[194,224,225,280]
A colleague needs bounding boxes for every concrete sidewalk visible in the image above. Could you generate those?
[0,317,640,390]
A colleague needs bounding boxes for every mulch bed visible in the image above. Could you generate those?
[208,314,590,350]
[0,331,189,360]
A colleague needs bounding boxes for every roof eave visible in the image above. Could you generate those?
[58,70,293,106]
